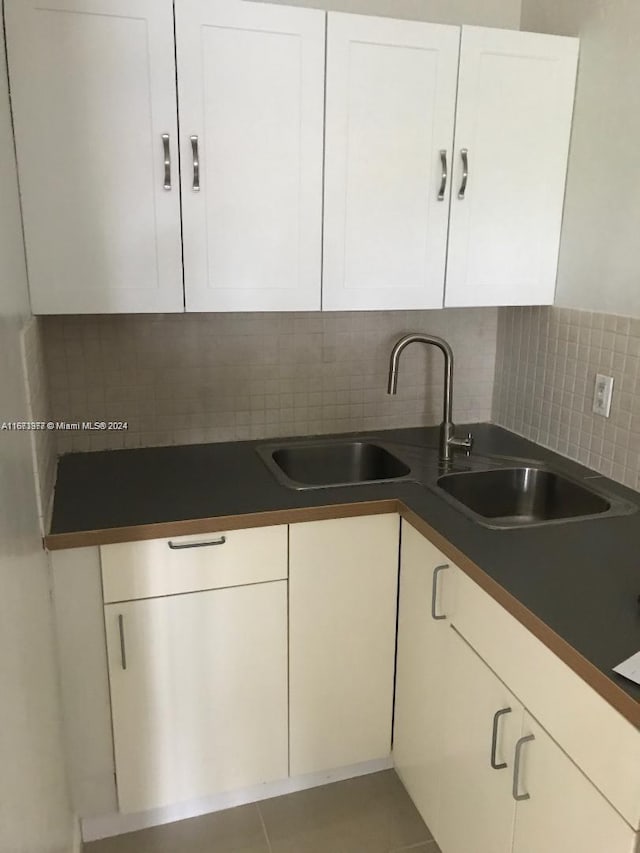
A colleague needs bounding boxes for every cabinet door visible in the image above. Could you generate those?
[104,582,288,813]
[322,13,459,310]
[176,0,324,312]
[445,27,578,307]
[6,0,183,314]
[393,521,457,838]
[438,627,524,853]
[289,515,399,776]
[512,713,638,853]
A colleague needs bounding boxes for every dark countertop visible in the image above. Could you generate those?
[49,423,640,719]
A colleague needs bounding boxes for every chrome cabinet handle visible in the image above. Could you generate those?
[458,148,468,199]
[438,149,448,201]
[161,133,171,190]
[490,707,512,769]
[190,135,200,192]
[118,614,127,671]
[512,734,535,801]
[168,536,226,550]
[431,564,449,620]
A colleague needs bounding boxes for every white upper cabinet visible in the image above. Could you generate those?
[6,7,578,315]
[322,14,460,311]
[176,0,325,312]
[445,27,579,307]
[6,0,184,314]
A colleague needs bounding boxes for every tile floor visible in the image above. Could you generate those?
[84,770,441,853]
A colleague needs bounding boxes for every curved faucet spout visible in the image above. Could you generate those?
[387,333,453,400]
[387,333,472,463]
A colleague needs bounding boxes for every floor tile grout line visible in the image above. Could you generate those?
[255,801,273,853]
[389,840,438,853]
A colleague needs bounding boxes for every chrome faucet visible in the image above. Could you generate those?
[387,333,473,464]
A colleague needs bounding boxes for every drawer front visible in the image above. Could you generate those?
[101,525,288,602]
[453,567,640,829]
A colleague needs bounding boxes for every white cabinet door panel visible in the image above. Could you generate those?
[177,0,324,312]
[393,522,458,840]
[289,515,399,776]
[105,582,288,814]
[445,26,578,307]
[6,0,183,314]
[323,13,459,310]
[438,627,524,853]
[512,713,638,853]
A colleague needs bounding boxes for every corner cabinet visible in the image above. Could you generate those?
[7,2,578,315]
[288,515,399,776]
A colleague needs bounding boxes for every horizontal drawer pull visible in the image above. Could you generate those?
[168,536,227,550]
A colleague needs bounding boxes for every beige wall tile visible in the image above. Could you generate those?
[41,309,498,454]
[493,306,640,491]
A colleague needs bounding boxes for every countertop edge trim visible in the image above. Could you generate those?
[43,497,640,728]
[43,499,401,550]
[399,505,640,730]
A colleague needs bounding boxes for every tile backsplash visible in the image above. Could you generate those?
[493,306,640,490]
[42,309,498,454]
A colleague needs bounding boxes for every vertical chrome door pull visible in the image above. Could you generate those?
[190,135,200,192]
[458,148,469,199]
[438,149,448,201]
[431,564,449,620]
[512,734,535,801]
[162,133,171,190]
[490,707,512,769]
[118,614,127,671]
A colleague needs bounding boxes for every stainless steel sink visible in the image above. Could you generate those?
[257,440,412,490]
[436,467,613,528]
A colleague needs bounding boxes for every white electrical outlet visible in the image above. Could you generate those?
[592,373,614,417]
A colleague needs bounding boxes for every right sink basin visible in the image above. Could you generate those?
[436,466,616,529]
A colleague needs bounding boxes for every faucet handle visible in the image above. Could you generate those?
[449,431,474,454]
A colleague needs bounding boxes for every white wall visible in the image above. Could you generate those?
[258,0,522,28]
[521,0,640,318]
[0,13,74,853]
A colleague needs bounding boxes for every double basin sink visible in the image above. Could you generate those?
[257,439,635,529]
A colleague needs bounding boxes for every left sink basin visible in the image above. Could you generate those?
[257,440,411,490]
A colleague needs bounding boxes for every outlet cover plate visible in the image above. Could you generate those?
[593,373,614,417]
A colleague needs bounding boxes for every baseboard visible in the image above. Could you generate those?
[81,755,393,842]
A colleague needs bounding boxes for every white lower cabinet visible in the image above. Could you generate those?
[512,713,638,853]
[438,628,524,853]
[437,626,638,853]
[52,515,640,848]
[393,520,458,838]
[104,581,288,814]
[288,514,400,776]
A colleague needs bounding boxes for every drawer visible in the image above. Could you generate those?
[101,525,288,603]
